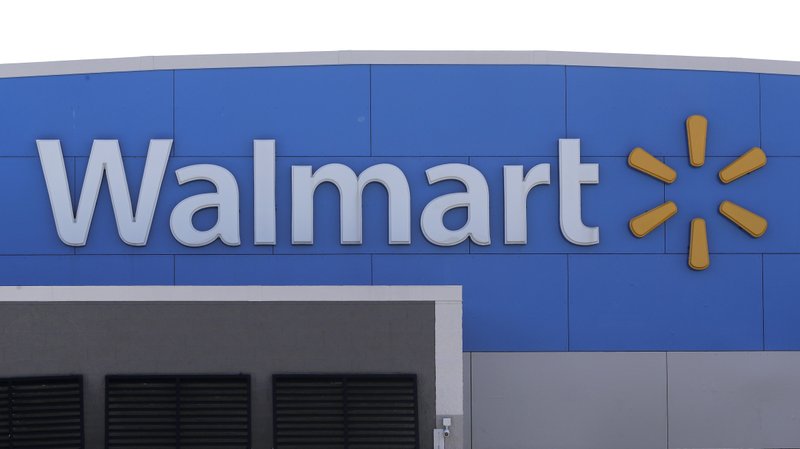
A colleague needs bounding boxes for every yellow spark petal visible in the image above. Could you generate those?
[686,115,708,168]
[628,148,677,183]
[629,201,678,238]
[689,218,710,271]
[719,200,768,237]
[718,147,767,184]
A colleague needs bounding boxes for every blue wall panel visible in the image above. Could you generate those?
[175,255,371,285]
[0,255,173,285]
[373,255,568,351]
[0,71,173,157]
[174,66,370,157]
[665,156,800,253]
[764,255,800,350]
[371,65,565,156]
[0,157,74,254]
[566,67,759,157]
[762,74,800,156]
[0,64,794,352]
[569,255,763,351]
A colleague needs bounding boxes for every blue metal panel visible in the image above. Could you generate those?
[274,157,469,254]
[371,65,566,156]
[174,66,370,157]
[0,255,173,285]
[762,74,800,156]
[569,254,763,350]
[175,255,371,285]
[566,67,759,157]
[373,255,568,351]
[764,255,800,350]
[0,64,793,353]
[0,157,73,254]
[664,157,800,253]
[73,157,271,254]
[469,156,664,253]
[0,71,172,156]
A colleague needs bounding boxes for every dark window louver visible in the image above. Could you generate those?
[105,375,250,449]
[273,374,419,449]
[0,375,84,449]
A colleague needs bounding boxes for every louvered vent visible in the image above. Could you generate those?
[106,375,250,449]
[273,374,419,449]
[0,375,84,449]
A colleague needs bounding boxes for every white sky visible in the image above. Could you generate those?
[0,1,797,64]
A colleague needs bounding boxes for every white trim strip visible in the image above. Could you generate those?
[435,300,463,416]
[2,51,800,78]
[0,285,462,302]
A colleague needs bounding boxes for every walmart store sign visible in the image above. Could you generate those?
[37,137,598,248]
[35,116,768,271]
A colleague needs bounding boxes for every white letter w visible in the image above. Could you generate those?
[37,139,172,247]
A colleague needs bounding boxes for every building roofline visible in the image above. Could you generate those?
[2,50,800,78]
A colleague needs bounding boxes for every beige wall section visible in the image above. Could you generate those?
[463,353,472,449]
[466,351,800,449]
[435,297,463,416]
[436,298,464,449]
[470,352,668,449]
[5,50,800,78]
[668,351,800,449]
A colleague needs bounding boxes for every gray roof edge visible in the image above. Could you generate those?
[2,50,800,78]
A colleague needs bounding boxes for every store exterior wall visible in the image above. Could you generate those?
[2,51,800,448]
[0,285,462,449]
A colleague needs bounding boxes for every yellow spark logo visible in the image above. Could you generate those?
[628,115,768,271]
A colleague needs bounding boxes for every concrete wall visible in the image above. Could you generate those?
[463,352,800,449]
[0,301,436,448]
